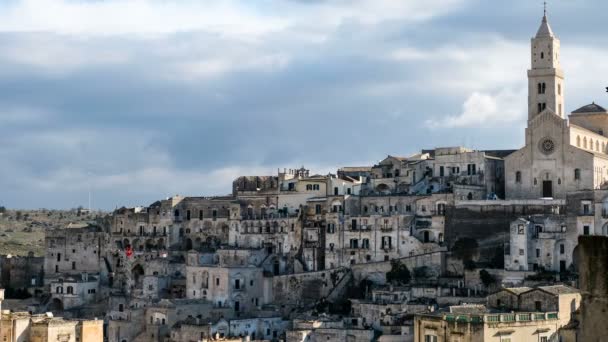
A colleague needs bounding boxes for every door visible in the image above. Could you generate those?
[560,260,566,273]
[542,180,553,197]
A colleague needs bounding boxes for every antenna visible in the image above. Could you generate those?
[87,171,92,212]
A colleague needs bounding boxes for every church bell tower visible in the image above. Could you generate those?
[527,6,564,121]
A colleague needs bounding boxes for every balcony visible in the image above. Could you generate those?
[443,311,559,324]
[380,226,393,232]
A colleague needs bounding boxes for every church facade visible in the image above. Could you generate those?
[505,13,608,199]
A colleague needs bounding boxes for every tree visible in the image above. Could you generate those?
[0,206,6,214]
[452,237,479,261]
[479,269,496,288]
[386,260,411,285]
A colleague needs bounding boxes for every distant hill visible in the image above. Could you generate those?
[0,208,108,257]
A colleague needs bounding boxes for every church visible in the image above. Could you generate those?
[505,11,608,199]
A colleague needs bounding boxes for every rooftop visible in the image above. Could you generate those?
[572,102,607,114]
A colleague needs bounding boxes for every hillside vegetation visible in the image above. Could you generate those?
[0,207,107,257]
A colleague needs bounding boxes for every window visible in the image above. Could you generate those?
[584,225,590,235]
[467,164,476,175]
[216,278,220,286]
[574,168,581,180]
[558,84,561,95]
[540,337,548,342]
[515,171,521,183]
[186,210,191,221]
[439,166,444,177]
[519,249,525,256]
[517,225,525,235]
[535,301,542,311]
[536,248,540,257]
[424,335,438,342]
[72,261,76,270]
[199,210,203,220]
[560,244,565,254]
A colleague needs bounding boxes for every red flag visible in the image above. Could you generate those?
[125,245,133,257]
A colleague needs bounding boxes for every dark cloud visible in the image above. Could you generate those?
[0,1,605,209]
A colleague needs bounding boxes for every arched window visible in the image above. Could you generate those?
[538,103,542,113]
[577,136,581,147]
[603,142,606,153]
[534,178,537,186]
[590,139,594,150]
[542,83,546,94]
[574,169,581,180]
[584,137,588,149]
[597,141,600,151]
[541,52,544,59]
[538,83,542,94]
[515,171,522,183]
[558,84,561,95]
[67,286,73,294]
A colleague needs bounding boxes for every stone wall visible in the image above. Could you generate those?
[271,268,350,306]
[576,235,608,342]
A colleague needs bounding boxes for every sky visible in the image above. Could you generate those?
[1,0,607,210]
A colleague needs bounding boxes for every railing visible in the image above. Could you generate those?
[442,312,559,324]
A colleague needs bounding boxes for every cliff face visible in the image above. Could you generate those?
[576,236,608,342]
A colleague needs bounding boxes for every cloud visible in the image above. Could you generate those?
[0,0,465,37]
[0,1,607,209]
[425,88,526,128]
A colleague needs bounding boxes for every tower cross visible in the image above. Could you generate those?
[544,1,547,16]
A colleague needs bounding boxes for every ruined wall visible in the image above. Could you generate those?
[576,236,608,342]
[349,251,444,284]
[271,268,349,305]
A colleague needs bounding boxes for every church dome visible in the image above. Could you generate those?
[572,102,607,114]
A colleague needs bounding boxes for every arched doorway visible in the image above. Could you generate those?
[376,183,390,194]
[49,298,63,312]
[423,231,430,243]
[132,264,145,289]
[185,238,193,251]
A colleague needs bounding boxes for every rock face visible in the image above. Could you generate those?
[576,236,608,342]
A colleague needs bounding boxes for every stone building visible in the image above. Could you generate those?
[0,253,44,295]
[505,12,608,199]
[505,215,573,272]
[185,251,265,315]
[0,310,102,342]
[44,224,105,283]
[414,285,579,341]
[48,273,99,311]
[367,148,510,200]
[286,316,374,342]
